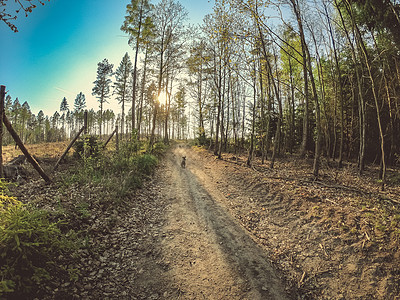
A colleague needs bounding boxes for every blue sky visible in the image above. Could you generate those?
[0,0,214,116]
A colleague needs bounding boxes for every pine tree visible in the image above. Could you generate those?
[20,101,31,143]
[11,98,21,126]
[74,92,86,112]
[92,58,114,137]
[5,95,12,113]
[74,92,86,129]
[114,52,132,137]
[60,97,69,138]
[121,0,153,133]
[37,110,45,142]
[60,97,69,113]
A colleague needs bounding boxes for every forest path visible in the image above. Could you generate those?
[152,145,290,299]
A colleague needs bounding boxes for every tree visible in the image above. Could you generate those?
[60,97,69,137]
[92,58,113,137]
[114,52,132,137]
[202,5,232,158]
[5,94,12,112]
[1,0,50,32]
[136,41,152,139]
[74,92,86,129]
[343,0,387,188]
[121,0,153,134]
[173,85,186,139]
[11,97,21,124]
[20,101,31,143]
[36,110,45,142]
[74,92,86,112]
[187,38,210,143]
[148,0,188,149]
[60,97,69,112]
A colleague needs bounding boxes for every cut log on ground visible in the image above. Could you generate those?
[2,113,51,183]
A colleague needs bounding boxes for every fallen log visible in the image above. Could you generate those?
[54,126,85,171]
[103,127,117,149]
[2,113,51,183]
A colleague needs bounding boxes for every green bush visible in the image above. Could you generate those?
[151,141,168,157]
[119,137,142,157]
[63,139,160,203]
[134,154,158,176]
[194,131,210,146]
[0,182,78,298]
[73,135,102,159]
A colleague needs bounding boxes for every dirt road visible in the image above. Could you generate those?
[152,146,291,299]
[13,143,400,299]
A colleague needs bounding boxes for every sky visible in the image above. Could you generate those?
[0,0,214,116]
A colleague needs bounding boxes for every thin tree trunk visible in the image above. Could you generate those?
[290,0,310,157]
[149,36,165,150]
[247,60,257,167]
[345,0,386,189]
[335,0,366,174]
[269,58,283,169]
[214,53,222,158]
[137,46,149,140]
[324,2,344,167]
[131,2,145,134]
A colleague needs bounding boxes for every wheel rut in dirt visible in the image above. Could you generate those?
[156,146,290,299]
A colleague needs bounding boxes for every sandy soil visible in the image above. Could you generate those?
[152,145,292,299]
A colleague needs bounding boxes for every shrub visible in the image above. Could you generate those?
[134,154,158,176]
[0,181,78,298]
[73,135,101,159]
[151,141,168,157]
[63,139,160,203]
[119,138,142,157]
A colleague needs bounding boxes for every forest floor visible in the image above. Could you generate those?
[8,142,400,299]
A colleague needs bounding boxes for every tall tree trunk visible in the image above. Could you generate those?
[131,2,145,134]
[324,2,344,167]
[100,91,104,137]
[288,55,296,154]
[198,64,205,140]
[149,36,164,150]
[137,47,148,140]
[335,0,366,174]
[218,63,226,158]
[224,67,231,152]
[247,59,257,167]
[214,52,223,158]
[164,75,173,144]
[290,0,310,157]
[259,61,267,163]
[269,57,283,169]
[344,0,386,189]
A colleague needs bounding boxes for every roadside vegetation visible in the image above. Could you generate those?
[1,137,166,299]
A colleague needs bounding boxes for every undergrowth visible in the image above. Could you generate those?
[62,137,165,202]
[0,180,79,299]
[0,138,166,298]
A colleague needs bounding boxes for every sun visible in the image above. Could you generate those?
[158,91,168,104]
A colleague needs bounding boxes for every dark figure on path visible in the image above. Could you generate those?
[181,156,186,168]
